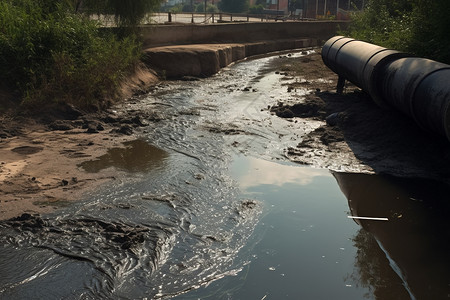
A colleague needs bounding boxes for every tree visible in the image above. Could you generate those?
[78,0,162,27]
[249,4,264,14]
[344,0,450,63]
[74,0,110,15]
[218,0,249,13]
[107,0,161,27]
[408,0,450,63]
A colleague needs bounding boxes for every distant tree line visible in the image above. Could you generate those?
[163,2,219,13]
[219,0,249,13]
[74,0,161,27]
[162,0,250,14]
[345,0,450,64]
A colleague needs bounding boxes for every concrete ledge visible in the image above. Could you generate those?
[143,38,316,78]
[138,21,348,47]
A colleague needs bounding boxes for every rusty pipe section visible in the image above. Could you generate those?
[322,36,450,141]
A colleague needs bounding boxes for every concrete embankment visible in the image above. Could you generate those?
[139,21,347,78]
[139,21,348,47]
[143,38,316,78]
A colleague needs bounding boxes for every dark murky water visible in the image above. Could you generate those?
[180,157,370,299]
[0,52,449,299]
[179,158,450,300]
[334,172,450,300]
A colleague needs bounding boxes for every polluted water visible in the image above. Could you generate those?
[0,50,449,299]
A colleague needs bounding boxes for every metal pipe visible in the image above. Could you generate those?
[322,36,450,141]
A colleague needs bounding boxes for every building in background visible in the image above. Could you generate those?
[256,0,364,19]
[161,0,364,18]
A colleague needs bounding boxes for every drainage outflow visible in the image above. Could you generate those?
[322,36,450,141]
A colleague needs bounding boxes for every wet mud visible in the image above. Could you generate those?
[270,53,450,181]
[1,49,449,299]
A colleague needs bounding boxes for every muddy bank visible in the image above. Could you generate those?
[0,60,162,220]
[0,105,161,220]
[269,52,450,182]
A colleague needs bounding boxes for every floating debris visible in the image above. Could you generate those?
[347,216,388,221]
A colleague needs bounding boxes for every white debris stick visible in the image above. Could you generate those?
[348,216,389,221]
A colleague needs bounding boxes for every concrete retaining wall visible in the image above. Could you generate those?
[139,21,348,47]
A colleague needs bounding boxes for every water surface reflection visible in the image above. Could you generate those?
[333,172,450,299]
[180,156,370,299]
[79,139,169,173]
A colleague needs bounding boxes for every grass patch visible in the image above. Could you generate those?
[342,0,450,64]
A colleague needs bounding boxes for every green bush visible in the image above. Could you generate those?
[107,0,160,28]
[206,4,219,13]
[344,2,412,51]
[195,3,218,13]
[248,4,264,14]
[167,3,184,13]
[218,0,249,13]
[0,0,142,110]
[196,3,205,13]
[344,0,450,64]
[182,4,194,12]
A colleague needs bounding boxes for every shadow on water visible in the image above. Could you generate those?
[180,156,371,300]
[333,172,450,300]
[79,139,169,173]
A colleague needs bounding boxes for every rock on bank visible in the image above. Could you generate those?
[143,39,316,78]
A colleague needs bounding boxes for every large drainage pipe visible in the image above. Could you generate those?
[321,36,450,141]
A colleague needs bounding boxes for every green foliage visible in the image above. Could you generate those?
[206,4,219,13]
[218,0,249,13]
[166,3,184,13]
[75,0,162,30]
[248,4,264,14]
[76,0,111,15]
[196,3,205,13]
[26,34,141,109]
[0,0,142,110]
[195,3,219,13]
[408,0,450,63]
[345,3,412,50]
[182,4,194,12]
[106,0,160,28]
[344,0,450,64]
[349,0,365,10]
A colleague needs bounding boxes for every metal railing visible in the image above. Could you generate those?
[89,12,309,26]
[150,12,308,24]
